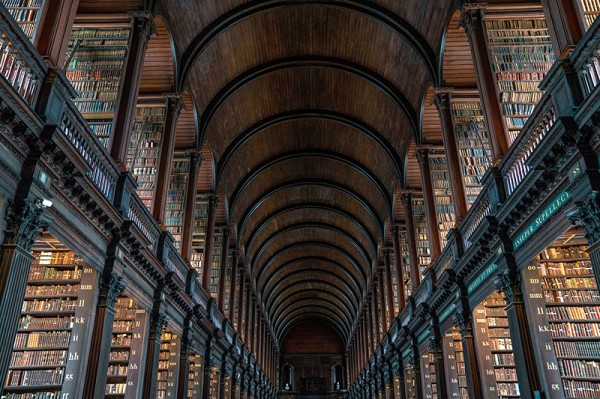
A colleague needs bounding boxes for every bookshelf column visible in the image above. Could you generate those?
[238,273,246,337]
[452,300,484,399]
[245,292,253,347]
[110,11,156,167]
[400,195,421,288]
[202,335,213,399]
[428,333,448,399]
[460,3,508,160]
[82,272,126,399]
[568,194,600,284]
[541,0,584,56]
[218,227,231,311]
[433,88,468,221]
[383,248,395,322]
[177,320,192,399]
[201,194,218,290]
[153,94,184,224]
[415,149,441,259]
[390,226,406,310]
[141,299,168,399]
[35,0,79,67]
[182,151,202,261]
[229,250,239,322]
[377,268,388,332]
[0,200,49,388]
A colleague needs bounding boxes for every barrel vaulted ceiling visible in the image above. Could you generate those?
[151,0,454,346]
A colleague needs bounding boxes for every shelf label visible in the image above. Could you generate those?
[513,190,571,250]
[439,303,456,323]
[467,263,498,294]
[417,330,429,344]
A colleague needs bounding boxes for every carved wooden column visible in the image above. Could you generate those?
[82,272,126,399]
[202,335,214,399]
[382,248,395,323]
[153,93,184,224]
[141,292,168,399]
[245,292,253,347]
[433,88,468,221]
[494,266,542,399]
[177,319,193,399]
[202,193,219,289]
[568,193,600,286]
[238,273,247,337]
[401,194,423,288]
[218,227,231,311]
[541,0,584,57]
[219,352,228,399]
[395,353,406,399]
[390,226,406,310]
[452,298,484,399]
[35,0,79,67]
[228,249,239,320]
[110,11,156,167]
[181,150,202,260]
[428,334,448,399]
[370,293,380,349]
[415,148,441,259]
[376,267,387,333]
[460,3,508,160]
[408,350,423,399]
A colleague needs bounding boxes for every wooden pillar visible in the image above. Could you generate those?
[82,271,125,399]
[238,273,246,337]
[453,300,484,399]
[202,336,213,399]
[400,194,422,288]
[245,292,253,346]
[377,266,388,332]
[395,355,406,399]
[35,0,80,67]
[201,194,219,289]
[541,0,584,57]
[390,226,406,310]
[141,295,167,399]
[428,333,448,399]
[433,88,468,221]
[153,94,184,224]
[409,349,423,399]
[382,248,395,323]
[460,3,508,160]
[218,227,231,311]
[177,319,192,399]
[229,250,239,322]
[219,353,228,399]
[110,11,156,167]
[181,151,202,260]
[369,294,379,350]
[415,148,441,259]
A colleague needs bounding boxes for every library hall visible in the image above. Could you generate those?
[2,0,600,398]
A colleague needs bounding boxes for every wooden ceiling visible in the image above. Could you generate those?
[82,0,482,346]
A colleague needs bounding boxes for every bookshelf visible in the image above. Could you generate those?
[191,198,209,278]
[126,104,166,210]
[156,328,179,399]
[223,252,232,314]
[522,228,600,398]
[1,0,45,39]
[209,367,220,398]
[429,155,456,248]
[412,197,431,277]
[450,97,492,208]
[389,250,400,316]
[165,157,189,250]
[105,296,146,399]
[421,351,438,399]
[209,231,223,298]
[399,230,413,298]
[65,27,131,148]
[484,15,555,144]
[576,0,600,29]
[4,248,96,399]
[188,351,202,399]
[443,327,468,399]
[473,292,521,398]
[404,360,416,399]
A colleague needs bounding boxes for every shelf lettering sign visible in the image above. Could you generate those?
[402,347,411,359]
[467,263,498,295]
[417,330,430,344]
[513,190,571,250]
[439,303,457,323]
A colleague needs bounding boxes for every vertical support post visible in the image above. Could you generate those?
[415,148,441,259]
[218,227,231,311]
[401,194,422,288]
[202,194,218,289]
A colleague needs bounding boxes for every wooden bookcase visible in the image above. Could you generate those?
[105,296,147,399]
[389,249,400,316]
[412,196,431,278]
[443,326,469,399]
[165,156,190,250]
[429,154,456,248]
[1,0,45,39]
[420,350,438,399]
[403,358,416,399]
[576,0,600,29]
[522,227,600,398]
[399,229,413,298]
[484,13,555,144]
[65,26,131,147]
[450,96,492,208]
[4,247,96,399]
[126,103,167,211]
[157,328,179,399]
[188,351,202,398]
[473,292,521,399]
[191,198,209,277]
[209,231,223,299]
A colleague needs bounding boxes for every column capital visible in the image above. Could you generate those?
[459,3,488,33]
[150,312,168,339]
[568,193,600,245]
[164,92,185,117]
[432,87,454,110]
[99,273,126,309]
[414,146,430,165]
[452,309,471,337]
[3,198,50,250]
[128,10,157,42]
[494,269,522,305]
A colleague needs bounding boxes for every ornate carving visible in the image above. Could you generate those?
[414,147,430,165]
[452,311,470,337]
[459,3,488,33]
[3,198,50,250]
[150,313,168,338]
[494,269,517,304]
[568,193,600,245]
[128,11,157,42]
[428,335,441,352]
[432,87,454,111]
[165,93,184,117]
[99,273,125,308]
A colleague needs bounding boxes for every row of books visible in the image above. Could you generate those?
[72,101,116,114]
[10,350,66,367]
[563,380,600,398]
[28,267,81,281]
[76,92,118,101]
[22,299,76,313]
[547,305,600,320]
[70,28,130,40]
[554,340,600,358]
[66,70,122,82]
[18,316,74,331]
[34,252,79,265]
[542,276,597,289]
[2,0,43,7]
[13,332,70,349]
[25,285,78,297]
[559,359,600,378]
[109,351,129,362]
[5,369,64,387]
[545,289,600,303]
[70,80,121,92]
[111,334,132,347]
[539,261,592,276]
[551,322,600,338]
